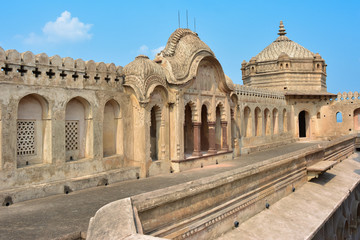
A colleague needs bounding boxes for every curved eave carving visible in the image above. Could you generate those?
[123,74,167,103]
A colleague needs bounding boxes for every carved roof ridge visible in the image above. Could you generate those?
[161,28,199,57]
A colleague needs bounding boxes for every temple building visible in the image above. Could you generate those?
[1,21,360,240]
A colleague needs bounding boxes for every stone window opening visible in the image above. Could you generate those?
[336,112,343,123]
[317,112,321,119]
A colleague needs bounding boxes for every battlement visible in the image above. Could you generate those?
[234,84,285,101]
[0,47,124,91]
[330,91,360,102]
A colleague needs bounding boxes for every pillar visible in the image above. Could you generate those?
[208,121,217,154]
[192,122,202,156]
[221,121,228,151]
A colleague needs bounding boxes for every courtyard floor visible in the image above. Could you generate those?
[0,141,318,240]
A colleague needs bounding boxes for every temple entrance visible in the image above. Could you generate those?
[299,110,309,138]
[201,105,209,151]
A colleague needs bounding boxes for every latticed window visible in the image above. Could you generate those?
[65,121,79,151]
[17,120,36,156]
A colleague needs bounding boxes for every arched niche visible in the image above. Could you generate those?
[244,106,252,137]
[283,109,288,133]
[215,103,225,150]
[255,107,262,136]
[264,108,271,136]
[17,94,49,167]
[201,104,209,151]
[273,108,279,134]
[103,99,122,157]
[65,97,92,161]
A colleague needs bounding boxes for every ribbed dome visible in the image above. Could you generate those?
[255,21,314,62]
[123,55,166,81]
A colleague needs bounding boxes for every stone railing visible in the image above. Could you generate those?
[330,91,360,102]
[234,84,285,100]
[0,47,124,90]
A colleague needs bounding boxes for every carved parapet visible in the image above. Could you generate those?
[234,84,285,102]
[0,47,123,91]
[331,91,360,102]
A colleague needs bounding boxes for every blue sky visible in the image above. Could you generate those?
[0,0,359,94]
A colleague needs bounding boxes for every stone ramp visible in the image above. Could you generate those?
[0,142,317,240]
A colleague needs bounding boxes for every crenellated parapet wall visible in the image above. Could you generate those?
[330,91,360,102]
[0,47,124,91]
[234,84,285,103]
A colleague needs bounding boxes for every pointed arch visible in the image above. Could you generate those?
[244,106,252,137]
[184,102,194,155]
[201,104,209,151]
[273,108,279,134]
[255,107,262,136]
[264,108,271,136]
[65,96,92,161]
[103,99,122,157]
[283,109,288,133]
[17,94,50,167]
[150,105,162,161]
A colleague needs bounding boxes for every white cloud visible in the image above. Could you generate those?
[23,11,92,44]
[151,46,165,56]
[138,45,149,55]
[137,45,165,58]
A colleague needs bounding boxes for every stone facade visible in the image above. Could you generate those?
[0,22,359,206]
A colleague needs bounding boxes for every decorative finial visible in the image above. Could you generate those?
[278,20,286,36]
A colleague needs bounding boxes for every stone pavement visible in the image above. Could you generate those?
[0,142,317,240]
[217,152,360,240]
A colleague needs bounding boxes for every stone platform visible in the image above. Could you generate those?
[0,142,317,240]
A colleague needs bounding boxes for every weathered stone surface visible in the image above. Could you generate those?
[87,198,136,240]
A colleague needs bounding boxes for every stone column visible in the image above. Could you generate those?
[221,121,228,151]
[192,122,202,157]
[208,121,217,154]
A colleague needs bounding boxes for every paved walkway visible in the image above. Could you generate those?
[0,142,318,240]
[217,152,360,240]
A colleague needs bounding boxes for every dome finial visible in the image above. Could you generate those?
[278,20,286,36]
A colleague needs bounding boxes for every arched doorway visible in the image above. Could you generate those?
[215,105,222,150]
[150,105,161,161]
[299,110,309,138]
[354,108,360,131]
[201,105,209,152]
[255,107,262,136]
[184,103,194,156]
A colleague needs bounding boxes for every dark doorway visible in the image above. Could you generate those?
[201,105,209,151]
[299,110,306,138]
[184,104,193,155]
